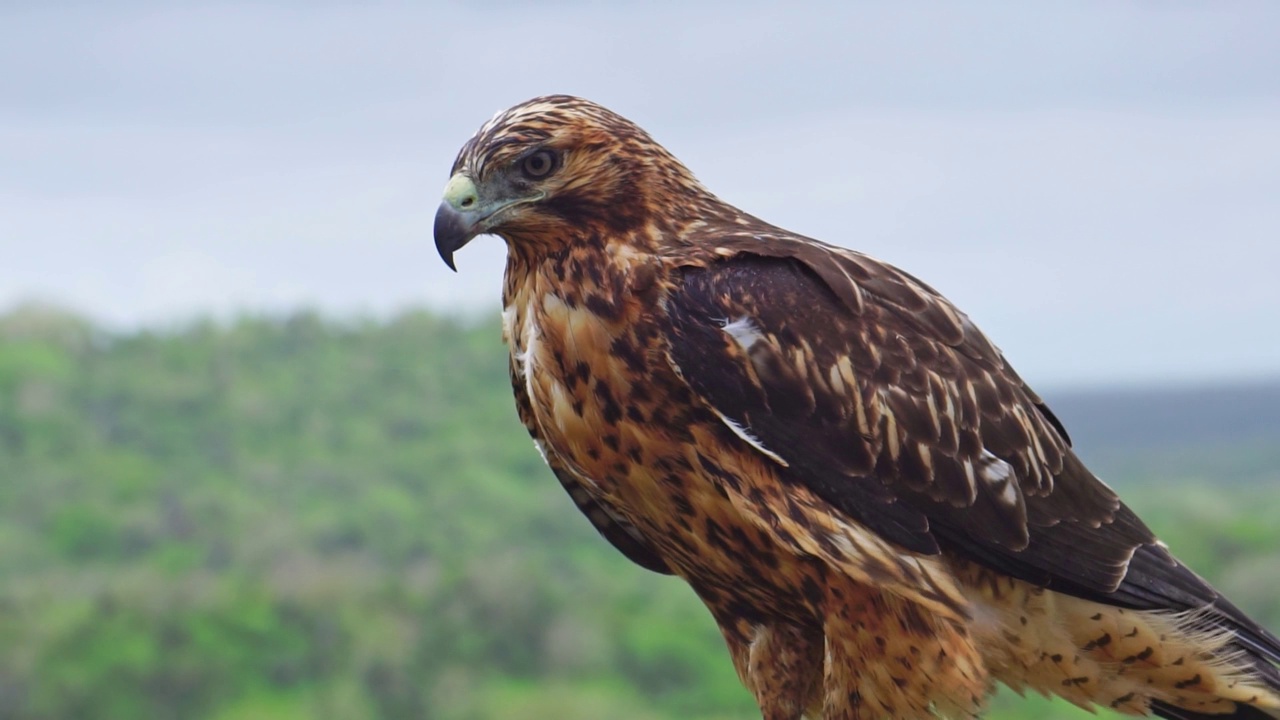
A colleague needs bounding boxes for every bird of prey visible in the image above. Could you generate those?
[433,95,1280,720]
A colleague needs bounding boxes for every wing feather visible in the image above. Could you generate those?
[663,241,1280,674]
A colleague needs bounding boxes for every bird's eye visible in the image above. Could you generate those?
[520,150,559,179]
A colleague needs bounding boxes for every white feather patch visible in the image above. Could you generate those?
[501,304,517,343]
[531,439,550,465]
[976,450,1019,506]
[721,316,765,351]
[828,531,858,556]
[514,299,540,387]
[712,410,789,467]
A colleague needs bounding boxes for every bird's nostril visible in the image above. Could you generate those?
[460,196,475,208]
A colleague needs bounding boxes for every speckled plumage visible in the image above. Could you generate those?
[433,95,1280,720]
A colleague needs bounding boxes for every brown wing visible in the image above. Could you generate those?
[663,240,1280,668]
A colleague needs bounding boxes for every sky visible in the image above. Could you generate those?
[1,1,1278,387]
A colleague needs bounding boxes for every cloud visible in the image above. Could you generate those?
[1,1,1278,385]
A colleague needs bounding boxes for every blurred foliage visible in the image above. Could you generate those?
[0,303,1277,720]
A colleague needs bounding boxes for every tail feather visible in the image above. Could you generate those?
[1053,599,1279,716]
[1171,594,1280,719]
[955,558,1280,719]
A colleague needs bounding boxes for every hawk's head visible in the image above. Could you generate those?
[433,95,706,270]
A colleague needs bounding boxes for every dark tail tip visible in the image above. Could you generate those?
[1152,699,1278,720]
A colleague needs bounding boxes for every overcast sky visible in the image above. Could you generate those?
[2,2,1278,387]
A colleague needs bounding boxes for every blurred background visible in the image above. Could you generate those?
[2,2,1278,719]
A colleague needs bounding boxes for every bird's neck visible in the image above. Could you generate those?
[502,226,676,327]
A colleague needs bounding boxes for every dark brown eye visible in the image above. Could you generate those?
[520,149,558,179]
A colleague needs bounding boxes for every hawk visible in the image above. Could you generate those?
[432,95,1280,720]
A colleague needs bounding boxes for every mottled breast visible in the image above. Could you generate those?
[501,257,809,612]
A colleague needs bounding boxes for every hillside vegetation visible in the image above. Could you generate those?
[1,304,1277,720]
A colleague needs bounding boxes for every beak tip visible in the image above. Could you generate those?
[434,200,474,272]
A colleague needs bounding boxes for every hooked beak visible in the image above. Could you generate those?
[434,174,483,272]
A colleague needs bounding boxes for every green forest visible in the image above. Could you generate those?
[1,303,1277,720]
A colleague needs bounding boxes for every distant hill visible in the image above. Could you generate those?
[1042,380,1280,484]
[1045,380,1280,450]
[0,305,1276,720]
